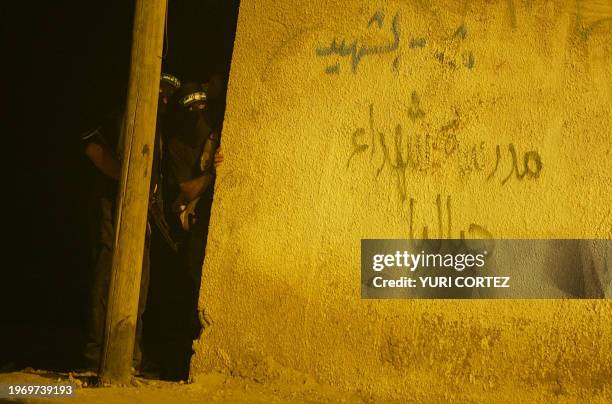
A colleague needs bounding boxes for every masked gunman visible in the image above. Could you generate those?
[80,73,181,372]
[165,82,223,289]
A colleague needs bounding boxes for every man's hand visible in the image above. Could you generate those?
[214,147,224,169]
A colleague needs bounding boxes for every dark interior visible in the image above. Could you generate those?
[2,0,240,380]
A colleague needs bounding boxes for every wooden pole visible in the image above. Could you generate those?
[99,0,167,385]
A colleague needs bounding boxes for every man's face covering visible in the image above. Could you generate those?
[171,105,211,146]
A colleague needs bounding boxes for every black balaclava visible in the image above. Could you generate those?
[169,82,211,147]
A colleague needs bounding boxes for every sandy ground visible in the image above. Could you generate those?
[1,369,611,403]
[0,369,364,404]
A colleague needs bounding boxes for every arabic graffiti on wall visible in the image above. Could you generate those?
[486,144,542,185]
[433,24,475,71]
[314,11,478,74]
[315,11,400,74]
[310,8,549,238]
[346,101,543,203]
[408,194,493,240]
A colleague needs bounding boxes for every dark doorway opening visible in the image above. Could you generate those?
[2,0,240,381]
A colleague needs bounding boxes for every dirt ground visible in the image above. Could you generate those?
[0,369,364,404]
[1,369,612,403]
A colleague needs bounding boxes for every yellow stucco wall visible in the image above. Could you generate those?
[191,0,611,400]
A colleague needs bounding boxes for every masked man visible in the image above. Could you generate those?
[81,73,181,372]
[165,82,223,288]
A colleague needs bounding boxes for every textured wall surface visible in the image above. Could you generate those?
[191,0,611,400]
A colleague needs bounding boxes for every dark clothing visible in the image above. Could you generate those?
[166,111,218,282]
[166,112,213,181]
[165,110,218,343]
[184,187,214,285]
[84,195,150,369]
[81,110,164,370]
[80,111,123,200]
[81,110,163,200]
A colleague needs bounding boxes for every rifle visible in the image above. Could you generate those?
[149,190,179,252]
